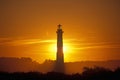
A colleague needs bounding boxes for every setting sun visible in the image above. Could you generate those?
[49,43,69,53]
[48,41,73,61]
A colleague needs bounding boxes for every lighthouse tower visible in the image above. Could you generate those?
[55,24,64,73]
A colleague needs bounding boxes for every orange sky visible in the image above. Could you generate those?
[0,0,120,63]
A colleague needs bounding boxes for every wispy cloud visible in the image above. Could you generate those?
[0,38,78,46]
[0,38,56,46]
[0,38,120,50]
[73,45,120,50]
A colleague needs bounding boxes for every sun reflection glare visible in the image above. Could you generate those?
[49,43,72,53]
[48,42,73,61]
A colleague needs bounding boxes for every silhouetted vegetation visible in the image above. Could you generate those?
[1,57,120,74]
[0,67,120,80]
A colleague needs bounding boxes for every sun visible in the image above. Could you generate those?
[49,43,70,53]
[48,43,73,61]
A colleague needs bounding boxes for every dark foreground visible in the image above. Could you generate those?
[0,67,120,80]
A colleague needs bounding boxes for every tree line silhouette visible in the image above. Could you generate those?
[1,57,120,74]
[0,67,120,80]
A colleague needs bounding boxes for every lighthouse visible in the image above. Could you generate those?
[55,24,64,73]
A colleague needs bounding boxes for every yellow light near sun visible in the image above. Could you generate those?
[49,43,72,61]
[49,43,69,53]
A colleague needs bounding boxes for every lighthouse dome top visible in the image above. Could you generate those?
[58,24,62,29]
[56,24,64,33]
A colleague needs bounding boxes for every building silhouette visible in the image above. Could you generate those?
[55,24,64,73]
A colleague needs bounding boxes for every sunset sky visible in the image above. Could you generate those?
[0,0,120,63]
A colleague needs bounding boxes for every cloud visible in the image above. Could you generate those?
[0,38,57,46]
[63,39,120,50]
[0,38,78,46]
[0,38,120,50]
[73,45,120,50]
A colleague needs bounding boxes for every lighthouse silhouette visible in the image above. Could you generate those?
[55,24,64,73]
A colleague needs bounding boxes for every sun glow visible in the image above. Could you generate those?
[49,42,73,61]
[49,43,72,53]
